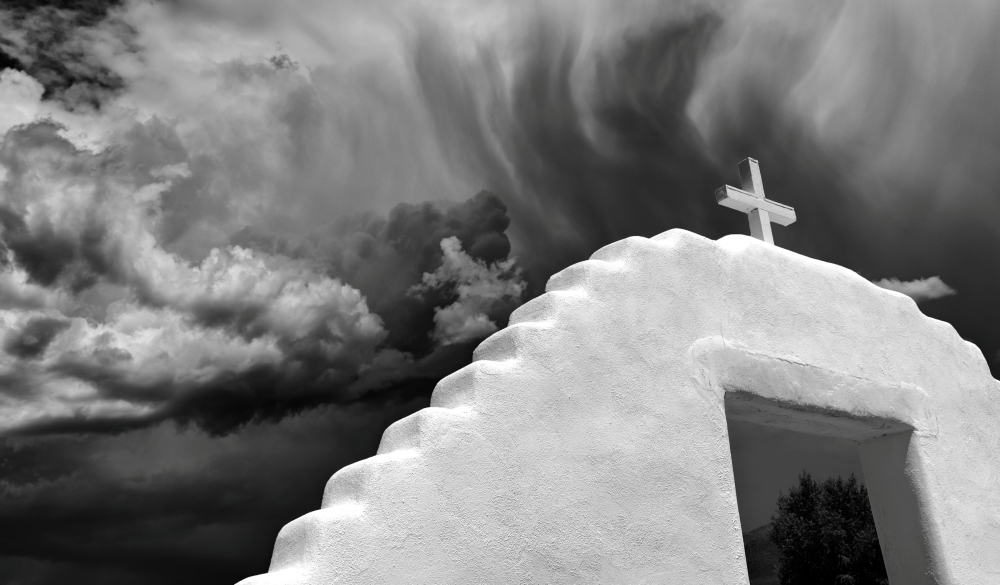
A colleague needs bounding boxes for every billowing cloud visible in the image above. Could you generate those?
[0,0,131,109]
[3,316,70,359]
[872,277,957,304]
[0,118,406,435]
[410,236,526,345]
[0,0,531,437]
[232,189,520,354]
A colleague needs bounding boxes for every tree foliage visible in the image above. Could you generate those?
[769,472,888,585]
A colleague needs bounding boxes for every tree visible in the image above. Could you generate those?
[769,472,888,585]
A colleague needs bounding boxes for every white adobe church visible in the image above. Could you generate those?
[240,160,1000,584]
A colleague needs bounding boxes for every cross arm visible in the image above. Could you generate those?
[714,186,797,226]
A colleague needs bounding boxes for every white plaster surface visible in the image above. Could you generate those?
[238,230,1000,585]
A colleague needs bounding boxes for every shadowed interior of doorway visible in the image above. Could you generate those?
[727,413,891,584]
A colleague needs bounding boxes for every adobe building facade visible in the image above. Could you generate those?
[240,230,1000,584]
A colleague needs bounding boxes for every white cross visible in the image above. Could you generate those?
[715,158,796,244]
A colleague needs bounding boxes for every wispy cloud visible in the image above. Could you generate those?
[872,277,957,303]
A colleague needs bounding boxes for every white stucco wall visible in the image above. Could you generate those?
[238,230,1000,585]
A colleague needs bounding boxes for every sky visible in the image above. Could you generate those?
[0,0,998,582]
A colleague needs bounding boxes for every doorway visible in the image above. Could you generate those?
[722,390,925,585]
[728,418,880,584]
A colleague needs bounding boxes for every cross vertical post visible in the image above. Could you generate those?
[715,158,796,245]
[748,209,773,243]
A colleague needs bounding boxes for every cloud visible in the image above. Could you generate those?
[2,316,70,359]
[408,6,729,282]
[872,277,957,304]
[0,398,427,585]
[410,236,526,345]
[0,68,46,132]
[0,1,132,109]
[0,118,404,434]
[0,1,529,437]
[232,190,520,354]
[0,66,525,435]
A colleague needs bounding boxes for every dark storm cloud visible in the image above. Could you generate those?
[0,202,114,293]
[233,189,513,307]
[181,192,523,432]
[0,122,126,293]
[299,190,518,351]
[153,191,528,432]
[0,0,132,109]
[3,316,70,359]
[0,116,524,436]
[0,398,427,585]
[0,1,531,437]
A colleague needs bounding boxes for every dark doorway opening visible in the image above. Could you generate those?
[725,394,893,585]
